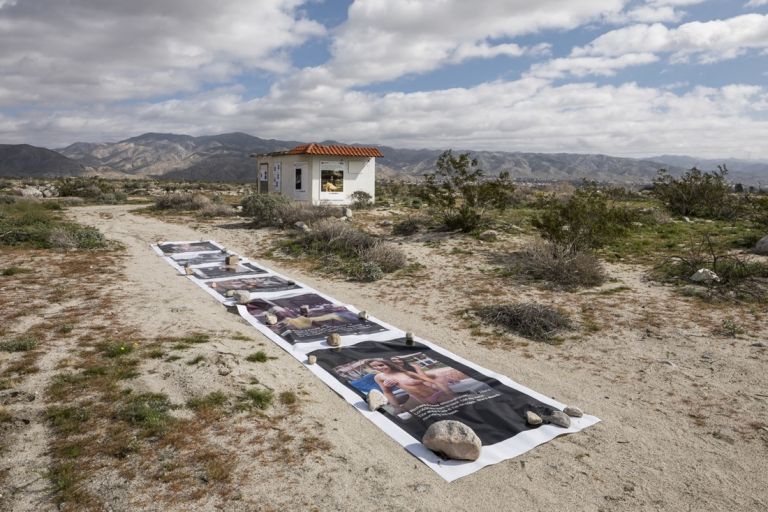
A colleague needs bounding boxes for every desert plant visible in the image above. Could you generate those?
[655,235,768,301]
[421,150,515,232]
[154,192,212,211]
[351,261,385,282]
[242,387,274,410]
[119,392,173,435]
[246,351,269,363]
[0,336,38,352]
[515,241,606,289]
[240,195,336,227]
[392,218,421,236]
[532,183,635,254]
[359,241,407,272]
[651,166,738,219]
[351,190,373,209]
[475,303,572,342]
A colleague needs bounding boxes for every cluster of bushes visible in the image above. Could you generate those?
[292,219,406,281]
[240,195,338,227]
[57,177,127,204]
[0,199,106,249]
[154,193,233,217]
[654,235,768,302]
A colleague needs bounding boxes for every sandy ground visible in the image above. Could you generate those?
[4,203,768,511]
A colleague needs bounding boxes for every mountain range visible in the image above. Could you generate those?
[1,132,767,185]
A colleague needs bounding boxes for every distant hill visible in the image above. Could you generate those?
[0,144,86,178]
[0,131,748,185]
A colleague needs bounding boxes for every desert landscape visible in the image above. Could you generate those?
[1,175,767,511]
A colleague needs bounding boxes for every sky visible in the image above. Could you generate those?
[0,0,767,159]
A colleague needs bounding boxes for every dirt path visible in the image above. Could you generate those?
[60,204,768,512]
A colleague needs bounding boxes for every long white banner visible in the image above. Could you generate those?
[152,240,600,482]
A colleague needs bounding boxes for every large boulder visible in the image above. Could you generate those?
[422,420,482,461]
[755,235,768,255]
[20,186,43,198]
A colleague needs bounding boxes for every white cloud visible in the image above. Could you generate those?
[0,0,324,106]
[746,0,768,7]
[574,14,768,63]
[5,78,768,160]
[319,0,627,85]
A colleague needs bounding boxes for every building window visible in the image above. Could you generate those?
[321,169,344,192]
[295,168,302,190]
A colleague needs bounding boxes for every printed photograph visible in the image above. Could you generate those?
[244,293,387,343]
[192,262,266,280]
[310,339,557,445]
[157,241,220,254]
[171,251,228,267]
[208,276,301,297]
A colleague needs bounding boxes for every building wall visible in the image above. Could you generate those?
[257,154,376,205]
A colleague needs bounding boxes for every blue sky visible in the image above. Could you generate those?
[0,0,767,158]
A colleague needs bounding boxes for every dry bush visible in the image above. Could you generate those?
[303,219,375,254]
[392,218,421,236]
[154,193,211,211]
[515,241,606,289]
[199,203,234,218]
[475,302,572,342]
[359,241,407,272]
[278,201,338,226]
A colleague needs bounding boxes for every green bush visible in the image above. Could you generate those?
[421,150,515,232]
[351,261,385,282]
[651,167,738,219]
[0,200,105,249]
[351,190,373,209]
[392,218,421,236]
[240,195,336,227]
[119,392,173,435]
[532,183,636,254]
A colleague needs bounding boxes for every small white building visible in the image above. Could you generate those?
[253,143,382,206]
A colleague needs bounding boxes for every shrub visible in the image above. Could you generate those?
[154,193,212,211]
[392,218,421,236]
[119,392,173,435]
[102,341,134,358]
[302,219,375,255]
[515,242,606,289]
[245,351,268,363]
[351,190,373,209]
[48,225,106,250]
[187,391,227,411]
[199,203,234,217]
[532,183,636,254]
[651,167,737,219]
[0,336,38,352]
[351,261,385,282]
[655,235,768,301]
[421,150,515,232]
[242,387,274,410]
[240,195,336,227]
[359,241,407,273]
[475,303,572,342]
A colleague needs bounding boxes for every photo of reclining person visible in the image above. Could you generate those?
[157,241,220,254]
[345,353,494,415]
[244,293,387,343]
[172,251,228,267]
[208,276,301,297]
[191,262,266,280]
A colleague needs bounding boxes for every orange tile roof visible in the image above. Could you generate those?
[284,143,383,158]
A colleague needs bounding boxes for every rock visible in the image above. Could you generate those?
[367,390,388,411]
[327,332,341,347]
[690,268,720,284]
[405,332,415,345]
[378,220,393,227]
[422,420,482,461]
[218,367,231,376]
[478,230,498,242]
[20,186,43,198]
[755,235,768,255]
[307,355,317,364]
[342,207,353,218]
[232,290,251,304]
[300,304,310,316]
[264,312,278,325]
[546,411,571,428]
[294,221,311,233]
[357,310,369,320]
[526,411,543,426]
[683,216,693,223]
[564,406,583,418]
[225,254,240,266]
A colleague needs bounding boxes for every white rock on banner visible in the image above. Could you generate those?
[367,390,388,411]
[546,411,571,428]
[232,290,251,304]
[422,420,482,461]
[526,411,543,426]
[564,406,583,418]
